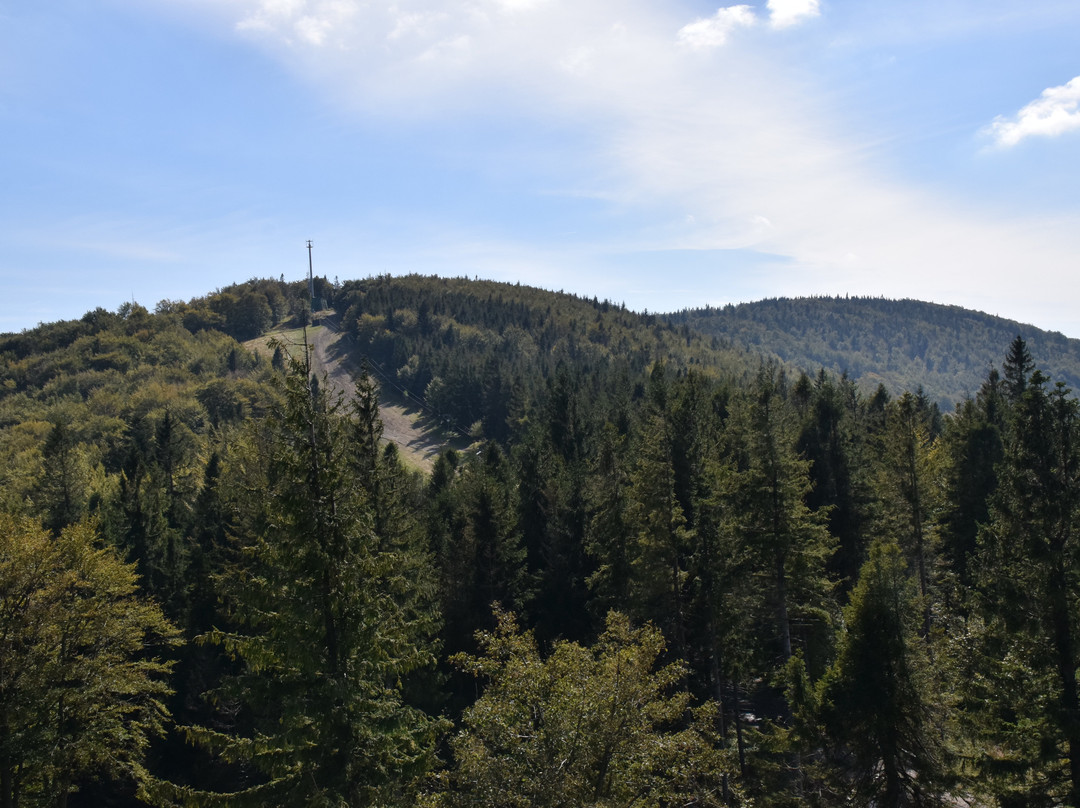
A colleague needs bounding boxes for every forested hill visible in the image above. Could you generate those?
[667,296,1080,408]
[7,274,1080,807]
[332,274,766,442]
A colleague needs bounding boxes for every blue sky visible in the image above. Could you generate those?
[3,0,1080,336]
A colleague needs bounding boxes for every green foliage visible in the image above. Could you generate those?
[728,368,836,672]
[670,297,1080,410]
[335,274,759,444]
[623,410,694,657]
[817,541,949,806]
[938,371,1005,587]
[34,416,90,534]
[872,392,944,636]
[430,442,532,659]
[0,514,178,806]
[794,371,874,592]
[147,353,443,807]
[970,364,1080,805]
[10,276,1080,805]
[437,608,739,808]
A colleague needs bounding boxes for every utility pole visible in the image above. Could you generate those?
[303,241,314,388]
[307,240,316,317]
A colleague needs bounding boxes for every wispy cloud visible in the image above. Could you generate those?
[766,0,820,29]
[986,76,1080,148]
[676,6,755,49]
[141,0,1080,333]
[674,0,819,50]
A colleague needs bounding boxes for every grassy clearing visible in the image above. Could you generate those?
[244,324,324,362]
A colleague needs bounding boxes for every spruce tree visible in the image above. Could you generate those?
[939,370,1005,588]
[147,351,443,806]
[584,423,633,620]
[732,369,834,671]
[817,541,948,806]
[874,392,942,637]
[972,369,1080,805]
[1002,335,1035,405]
[625,412,693,660]
[34,417,88,535]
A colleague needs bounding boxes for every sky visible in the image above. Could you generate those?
[2,0,1080,336]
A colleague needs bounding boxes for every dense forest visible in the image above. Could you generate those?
[669,296,1080,409]
[2,274,1080,807]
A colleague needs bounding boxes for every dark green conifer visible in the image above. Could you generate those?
[972,369,1080,805]
[147,352,443,807]
[818,541,948,806]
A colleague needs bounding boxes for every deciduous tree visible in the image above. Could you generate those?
[0,515,177,807]
[437,608,738,808]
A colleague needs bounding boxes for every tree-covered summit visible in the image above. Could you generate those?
[3,276,1080,806]
[668,296,1080,409]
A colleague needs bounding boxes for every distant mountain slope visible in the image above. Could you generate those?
[667,297,1080,408]
[330,274,767,443]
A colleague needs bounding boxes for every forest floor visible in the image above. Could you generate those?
[248,316,467,473]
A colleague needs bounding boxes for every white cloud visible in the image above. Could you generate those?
[676,6,756,49]
[234,0,359,47]
[987,76,1080,147]
[767,0,820,29]
[143,0,1080,334]
[295,14,331,45]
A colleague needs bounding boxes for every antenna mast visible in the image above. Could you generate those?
[306,240,315,316]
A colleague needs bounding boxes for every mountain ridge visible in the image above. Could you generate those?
[666,295,1080,408]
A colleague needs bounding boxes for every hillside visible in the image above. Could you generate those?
[667,296,1080,408]
[244,316,471,471]
[330,274,766,444]
[6,276,1080,806]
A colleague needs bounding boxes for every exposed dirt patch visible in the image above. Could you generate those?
[254,316,466,474]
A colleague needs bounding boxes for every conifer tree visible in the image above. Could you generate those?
[731,369,834,671]
[972,369,1080,805]
[817,541,948,806]
[796,372,872,592]
[433,442,531,658]
[939,369,1005,588]
[874,392,942,637]
[1003,335,1035,404]
[34,417,88,535]
[687,455,758,781]
[719,370,835,803]
[147,351,443,807]
[625,412,693,659]
[514,430,591,644]
[584,423,633,618]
